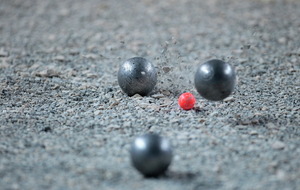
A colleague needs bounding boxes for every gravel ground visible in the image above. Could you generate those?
[0,0,300,189]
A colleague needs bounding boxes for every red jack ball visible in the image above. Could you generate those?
[178,92,196,110]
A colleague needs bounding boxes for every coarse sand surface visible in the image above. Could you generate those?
[0,0,299,189]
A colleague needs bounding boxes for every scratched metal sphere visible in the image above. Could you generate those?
[194,59,236,101]
[130,133,173,177]
[118,57,157,96]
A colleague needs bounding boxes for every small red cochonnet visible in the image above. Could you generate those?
[178,92,196,110]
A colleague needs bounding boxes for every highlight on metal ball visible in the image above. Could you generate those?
[118,57,157,96]
[130,133,173,177]
[194,59,236,101]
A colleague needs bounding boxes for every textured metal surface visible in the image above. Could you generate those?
[194,59,236,101]
[118,57,157,96]
[130,134,173,177]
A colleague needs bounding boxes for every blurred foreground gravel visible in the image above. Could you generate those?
[0,0,299,189]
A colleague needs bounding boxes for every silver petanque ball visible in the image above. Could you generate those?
[194,59,236,101]
[130,133,173,177]
[118,57,157,96]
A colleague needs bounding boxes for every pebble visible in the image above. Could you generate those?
[148,104,160,111]
[69,49,80,55]
[131,94,143,99]
[162,98,173,105]
[162,66,172,73]
[54,55,65,61]
[276,170,287,180]
[224,97,235,102]
[236,125,248,130]
[107,124,121,130]
[277,37,286,44]
[139,103,152,109]
[94,110,101,115]
[0,49,9,57]
[272,141,285,150]
[249,130,259,135]
[261,107,268,111]
[83,54,97,59]
[161,90,171,96]
[35,69,60,78]
[151,94,165,99]
[123,121,131,128]
[266,122,277,129]
[170,119,179,123]
[238,58,248,64]
[0,61,10,69]
[149,125,161,132]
